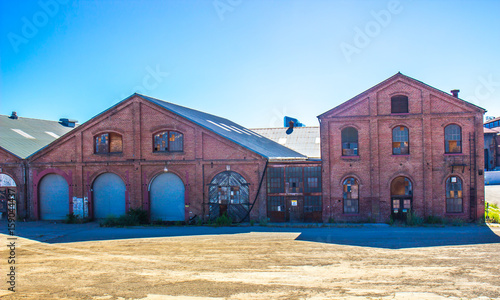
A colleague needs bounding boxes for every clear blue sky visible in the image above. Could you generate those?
[1,0,499,128]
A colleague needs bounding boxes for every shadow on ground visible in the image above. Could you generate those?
[1,220,499,249]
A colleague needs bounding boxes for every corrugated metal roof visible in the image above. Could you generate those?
[250,127,320,159]
[484,127,499,134]
[0,115,76,159]
[138,94,307,160]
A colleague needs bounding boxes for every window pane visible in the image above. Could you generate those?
[154,131,169,152]
[392,126,409,155]
[169,131,183,151]
[391,95,409,113]
[445,125,462,153]
[446,176,463,213]
[341,127,358,156]
[343,177,359,213]
[267,167,284,194]
[95,133,109,153]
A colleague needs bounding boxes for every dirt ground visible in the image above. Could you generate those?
[2,226,500,300]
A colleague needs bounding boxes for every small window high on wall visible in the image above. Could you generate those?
[153,131,184,152]
[391,95,409,114]
[95,133,123,154]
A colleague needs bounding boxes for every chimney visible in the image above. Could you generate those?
[9,111,18,119]
[451,89,460,98]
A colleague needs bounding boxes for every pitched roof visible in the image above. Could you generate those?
[484,127,499,134]
[485,116,500,125]
[0,115,76,159]
[318,72,486,118]
[250,127,321,159]
[138,94,307,160]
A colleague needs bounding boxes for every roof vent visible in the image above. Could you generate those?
[451,89,460,98]
[9,111,18,119]
[59,118,78,127]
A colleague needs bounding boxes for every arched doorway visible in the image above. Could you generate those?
[0,174,17,219]
[39,174,69,220]
[149,172,185,221]
[93,173,126,219]
[208,171,249,222]
[390,176,413,220]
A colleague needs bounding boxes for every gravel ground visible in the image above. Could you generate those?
[1,224,499,299]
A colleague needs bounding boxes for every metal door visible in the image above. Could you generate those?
[39,174,69,220]
[391,197,412,220]
[150,173,185,221]
[93,173,126,219]
[287,197,303,222]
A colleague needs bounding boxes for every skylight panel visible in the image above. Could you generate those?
[11,129,35,139]
[206,120,231,131]
[45,131,60,139]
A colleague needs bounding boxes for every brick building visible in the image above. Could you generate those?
[318,73,486,222]
[1,94,306,222]
[1,73,487,223]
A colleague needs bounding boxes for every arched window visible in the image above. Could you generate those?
[446,176,463,213]
[153,131,184,152]
[391,95,409,114]
[341,127,358,156]
[392,126,409,155]
[444,125,461,153]
[343,177,359,214]
[95,132,122,154]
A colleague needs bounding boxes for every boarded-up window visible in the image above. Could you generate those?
[109,133,123,153]
[94,133,122,154]
[343,177,359,214]
[391,95,409,113]
[154,131,184,152]
[446,176,463,213]
[445,125,461,153]
[392,126,409,155]
[341,127,358,156]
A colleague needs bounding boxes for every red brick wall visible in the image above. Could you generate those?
[320,75,485,222]
[0,149,27,219]
[28,96,267,221]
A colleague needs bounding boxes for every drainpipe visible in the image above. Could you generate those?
[238,159,269,223]
[22,160,28,220]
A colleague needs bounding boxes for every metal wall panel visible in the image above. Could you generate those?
[39,174,69,220]
[150,173,185,221]
[93,173,126,219]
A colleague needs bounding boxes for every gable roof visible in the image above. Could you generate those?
[250,127,320,159]
[0,115,77,159]
[138,94,307,160]
[318,72,486,118]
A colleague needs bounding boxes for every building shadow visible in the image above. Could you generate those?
[1,221,499,249]
[294,226,500,249]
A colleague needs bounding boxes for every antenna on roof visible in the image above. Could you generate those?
[9,111,18,119]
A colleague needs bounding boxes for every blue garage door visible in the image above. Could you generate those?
[93,173,126,219]
[39,174,69,220]
[150,173,185,221]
